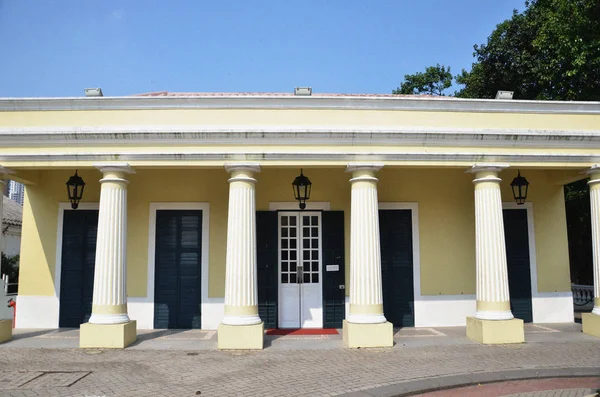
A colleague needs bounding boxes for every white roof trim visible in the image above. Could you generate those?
[1,150,600,164]
[0,125,599,149]
[0,95,599,114]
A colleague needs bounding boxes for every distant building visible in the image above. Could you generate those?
[1,196,22,257]
[6,181,24,205]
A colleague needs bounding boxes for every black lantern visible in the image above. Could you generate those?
[66,170,85,209]
[510,170,529,205]
[292,169,312,210]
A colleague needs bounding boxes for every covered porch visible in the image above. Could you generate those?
[0,163,581,348]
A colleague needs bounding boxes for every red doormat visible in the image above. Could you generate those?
[265,328,339,336]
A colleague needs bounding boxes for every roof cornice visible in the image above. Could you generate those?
[0,95,599,114]
[1,150,600,165]
[0,125,599,149]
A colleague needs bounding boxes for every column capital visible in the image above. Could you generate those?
[224,162,261,174]
[94,163,135,175]
[469,163,509,185]
[468,163,510,174]
[586,165,600,186]
[346,163,384,174]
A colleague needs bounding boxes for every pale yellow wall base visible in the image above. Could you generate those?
[466,317,524,344]
[79,321,137,349]
[0,320,12,344]
[218,322,264,350]
[582,313,600,338]
[342,320,394,348]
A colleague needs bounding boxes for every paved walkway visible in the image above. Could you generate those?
[0,323,598,397]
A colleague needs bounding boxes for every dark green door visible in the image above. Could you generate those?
[322,211,346,328]
[59,210,98,328]
[379,209,414,327]
[154,210,202,329]
[257,211,278,329]
[503,209,533,323]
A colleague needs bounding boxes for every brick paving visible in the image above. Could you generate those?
[0,325,598,397]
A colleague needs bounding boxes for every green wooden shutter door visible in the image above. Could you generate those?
[257,211,278,328]
[59,210,98,328]
[322,211,346,328]
[379,209,415,327]
[154,210,202,329]
[503,209,533,323]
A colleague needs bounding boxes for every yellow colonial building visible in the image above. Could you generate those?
[1,92,599,348]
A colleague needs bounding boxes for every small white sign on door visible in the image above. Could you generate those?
[326,265,339,272]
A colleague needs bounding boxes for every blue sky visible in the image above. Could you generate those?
[0,0,525,97]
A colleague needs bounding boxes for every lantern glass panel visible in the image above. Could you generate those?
[299,184,307,199]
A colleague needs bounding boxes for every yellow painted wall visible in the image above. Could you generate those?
[2,108,599,131]
[19,169,101,296]
[378,168,477,295]
[499,170,571,293]
[18,167,571,301]
[18,169,229,298]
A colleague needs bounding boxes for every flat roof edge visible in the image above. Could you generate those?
[0,95,599,115]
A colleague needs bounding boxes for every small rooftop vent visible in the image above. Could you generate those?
[495,90,514,100]
[84,88,103,97]
[294,87,312,96]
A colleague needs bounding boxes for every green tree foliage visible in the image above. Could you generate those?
[456,0,600,100]
[1,253,19,283]
[392,64,452,96]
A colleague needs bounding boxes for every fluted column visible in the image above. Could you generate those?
[471,164,514,321]
[89,164,134,325]
[221,163,261,326]
[346,163,386,324]
[587,166,600,316]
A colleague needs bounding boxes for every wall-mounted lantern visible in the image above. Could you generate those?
[510,170,529,205]
[66,170,85,209]
[292,169,312,210]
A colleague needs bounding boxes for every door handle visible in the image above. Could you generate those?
[339,285,345,290]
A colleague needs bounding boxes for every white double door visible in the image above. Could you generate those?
[278,211,323,328]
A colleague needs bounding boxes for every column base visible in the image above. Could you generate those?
[80,320,137,349]
[342,320,393,348]
[582,313,600,338]
[0,320,12,344]
[218,322,264,350]
[466,316,524,344]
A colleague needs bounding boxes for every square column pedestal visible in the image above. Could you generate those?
[80,321,137,349]
[466,317,524,344]
[342,320,394,348]
[218,322,264,350]
[582,313,600,338]
[0,320,12,344]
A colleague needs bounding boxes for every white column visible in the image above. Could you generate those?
[470,164,514,320]
[587,166,600,315]
[346,163,386,324]
[221,163,262,326]
[89,164,135,325]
